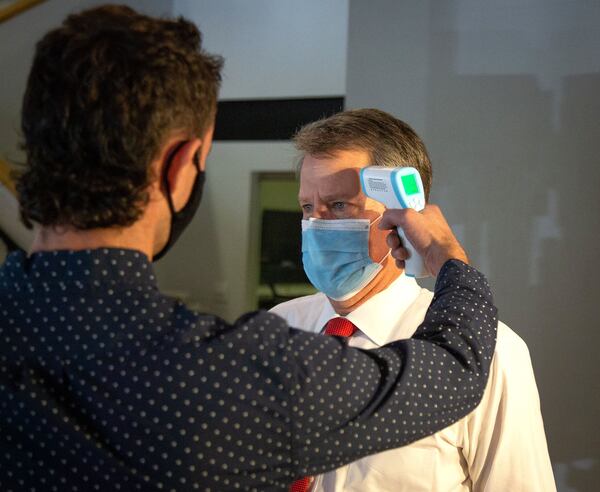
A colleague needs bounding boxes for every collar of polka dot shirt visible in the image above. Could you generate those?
[0,248,497,491]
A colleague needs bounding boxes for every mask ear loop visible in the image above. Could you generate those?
[378,248,392,266]
[369,213,393,266]
[369,213,384,227]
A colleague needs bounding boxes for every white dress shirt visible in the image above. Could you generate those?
[271,273,556,492]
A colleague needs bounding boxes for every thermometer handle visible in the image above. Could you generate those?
[396,226,429,278]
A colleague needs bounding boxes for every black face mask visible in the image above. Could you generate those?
[153,142,205,262]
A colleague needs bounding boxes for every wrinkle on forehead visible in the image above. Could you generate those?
[312,168,361,196]
[299,165,362,200]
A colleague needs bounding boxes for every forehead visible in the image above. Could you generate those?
[299,149,371,196]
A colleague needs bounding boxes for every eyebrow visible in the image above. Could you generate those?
[298,192,355,202]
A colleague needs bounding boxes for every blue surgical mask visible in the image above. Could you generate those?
[301,216,388,301]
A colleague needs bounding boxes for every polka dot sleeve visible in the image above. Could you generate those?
[0,250,496,491]
[286,259,497,478]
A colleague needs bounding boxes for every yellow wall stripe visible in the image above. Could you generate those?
[0,0,46,24]
[0,159,17,196]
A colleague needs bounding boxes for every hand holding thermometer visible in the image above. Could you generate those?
[360,166,430,278]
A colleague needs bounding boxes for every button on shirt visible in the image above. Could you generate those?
[271,273,556,492]
[0,249,497,491]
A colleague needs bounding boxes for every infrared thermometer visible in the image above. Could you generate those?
[360,166,429,278]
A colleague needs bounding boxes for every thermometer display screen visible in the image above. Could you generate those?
[401,174,420,195]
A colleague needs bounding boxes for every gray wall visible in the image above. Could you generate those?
[346,1,599,490]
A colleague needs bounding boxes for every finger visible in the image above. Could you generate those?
[386,231,402,249]
[379,209,410,230]
[391,246,409,261]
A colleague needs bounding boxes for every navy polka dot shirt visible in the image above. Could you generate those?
[0,249,497,491]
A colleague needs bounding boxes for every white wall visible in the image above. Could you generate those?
[155,1,349,321]
[346,1,600,489]
[175,0,348,99]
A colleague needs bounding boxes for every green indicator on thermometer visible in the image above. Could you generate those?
[401,173,419,196]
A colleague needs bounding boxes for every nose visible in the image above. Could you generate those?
[310,204,333,220]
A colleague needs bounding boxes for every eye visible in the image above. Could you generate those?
[301,204,313,213]
[332,202,346,211]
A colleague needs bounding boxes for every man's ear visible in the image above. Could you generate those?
[164,138,203,195]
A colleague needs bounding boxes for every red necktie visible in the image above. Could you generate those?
[323,317,358,337]
[289,476,313,492]
[289,317,357,492]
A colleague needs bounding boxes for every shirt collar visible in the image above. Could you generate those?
[2,248,157,288]
[313,273,423,346]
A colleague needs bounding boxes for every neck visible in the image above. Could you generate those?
[329,256,402,316]
[29,207,160,260]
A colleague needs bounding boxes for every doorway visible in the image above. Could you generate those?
[253,172,315,310]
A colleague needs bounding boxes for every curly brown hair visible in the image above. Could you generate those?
[17,5,223,229]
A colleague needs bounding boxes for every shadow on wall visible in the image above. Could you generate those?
[422,10,600,491]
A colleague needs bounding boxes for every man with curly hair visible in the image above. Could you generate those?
[0,5,499,491]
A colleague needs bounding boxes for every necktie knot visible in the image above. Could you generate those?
[324,317,357,338]
[289,476,313,492]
